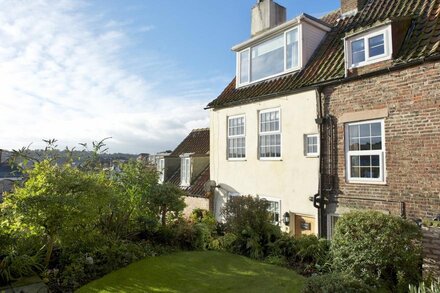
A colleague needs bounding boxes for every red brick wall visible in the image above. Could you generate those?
[322,61,440,219]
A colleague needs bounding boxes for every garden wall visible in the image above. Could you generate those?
[183,196,209,217]
[422,226,440,278]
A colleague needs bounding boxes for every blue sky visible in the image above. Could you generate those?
[0,0,339,154]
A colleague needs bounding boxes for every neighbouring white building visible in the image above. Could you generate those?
[207,0,331,235]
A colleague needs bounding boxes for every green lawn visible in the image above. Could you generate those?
[77,251,305,293]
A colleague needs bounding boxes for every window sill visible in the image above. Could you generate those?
[227,158,247,162]
[305,154,319,158]
[259,158,283,161]
[346,180,387,185]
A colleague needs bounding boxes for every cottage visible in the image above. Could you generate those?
[208,0,440,237]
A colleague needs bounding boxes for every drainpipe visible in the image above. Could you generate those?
[314,88,325,237]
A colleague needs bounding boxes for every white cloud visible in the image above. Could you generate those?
[0,0,215,154]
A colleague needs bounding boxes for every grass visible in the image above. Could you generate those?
[77,251,305,293]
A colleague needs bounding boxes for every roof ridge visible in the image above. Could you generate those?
[191,128,209,132]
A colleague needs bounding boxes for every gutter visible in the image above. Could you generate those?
[205,53,440,111]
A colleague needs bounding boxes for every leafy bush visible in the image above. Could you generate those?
[268,234,331,275]
[409,279,440,293]
[302,273,371,293]
[51,240,161,292]
[209,233,237,251]
[0,252,43,285]
[332,211,422,291]
[174,220,212,250]
[190,209,216,231]
[222,195,281,259]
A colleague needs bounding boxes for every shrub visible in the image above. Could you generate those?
[302,273,371,293]
[332,211,422,291]
[268,234,331,275]
[409,279,440,293]
[190,209,216,231]
[0,252,43,285]
[222,195,281,259]
[173,220,212,250]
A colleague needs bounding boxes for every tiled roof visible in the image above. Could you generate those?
[167,165,210,197]
[170,128,210,157]
[207,0,440,108]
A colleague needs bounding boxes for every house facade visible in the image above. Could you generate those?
[208,2,334,235]
[154,129,211,216]
[208,0,440,237]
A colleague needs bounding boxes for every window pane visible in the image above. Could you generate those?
[351,166,360,177]
[360,156,371,167]
[239,50,250,84]
[360,167,371,178]
[360,124,370,137]
[371,123,381,136]
[251,35,284,81]
[351,39,365,64]
[372,167,380,178]
[350,138,359,151]
[369,34,385,57]
[286,29,299,69]
[371,137,382,150]
[371,155,380,167]
[360,137,370,150]
[349,125,359,139]
[351,156,360,167]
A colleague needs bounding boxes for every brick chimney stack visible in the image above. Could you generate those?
[251,0,286,36]
[341,0,368,16]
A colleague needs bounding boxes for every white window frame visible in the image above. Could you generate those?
[227,115,246,160]
[260,196,281,225]
[305,133,320,157]
[345,119,386,184]
[259,108,282,160]
[158,158,165,183]
[236,26,302,88]
[180,156,191,187]
[345,25,392,70]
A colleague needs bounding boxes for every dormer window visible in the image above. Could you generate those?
[237,27,299,87]
[346,25,392,69]
[180,157,191,187]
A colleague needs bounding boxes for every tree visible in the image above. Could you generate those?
[146,183,186,226]
[101,160,158,237]
[6,160,114,267]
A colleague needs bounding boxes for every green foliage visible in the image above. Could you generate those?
[190,209,216,231]
[209,233,238,251]
[51,240,162,292]
[422,219,440,228]
[302,273,372,293]
[331,211,423,291]
[222,195,281,259]
[173,220,212,250]
[102,160,158,238]
[409,279,440,293]
[0,251,43,284]
[5,160,115,266]
[146,183,186,226]
[268,234,331,275]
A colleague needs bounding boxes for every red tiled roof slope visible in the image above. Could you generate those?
[170,128,210,157]
[207,0,440,108]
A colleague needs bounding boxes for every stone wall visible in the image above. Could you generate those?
[423,226,440,278]
[183,196,209,218]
